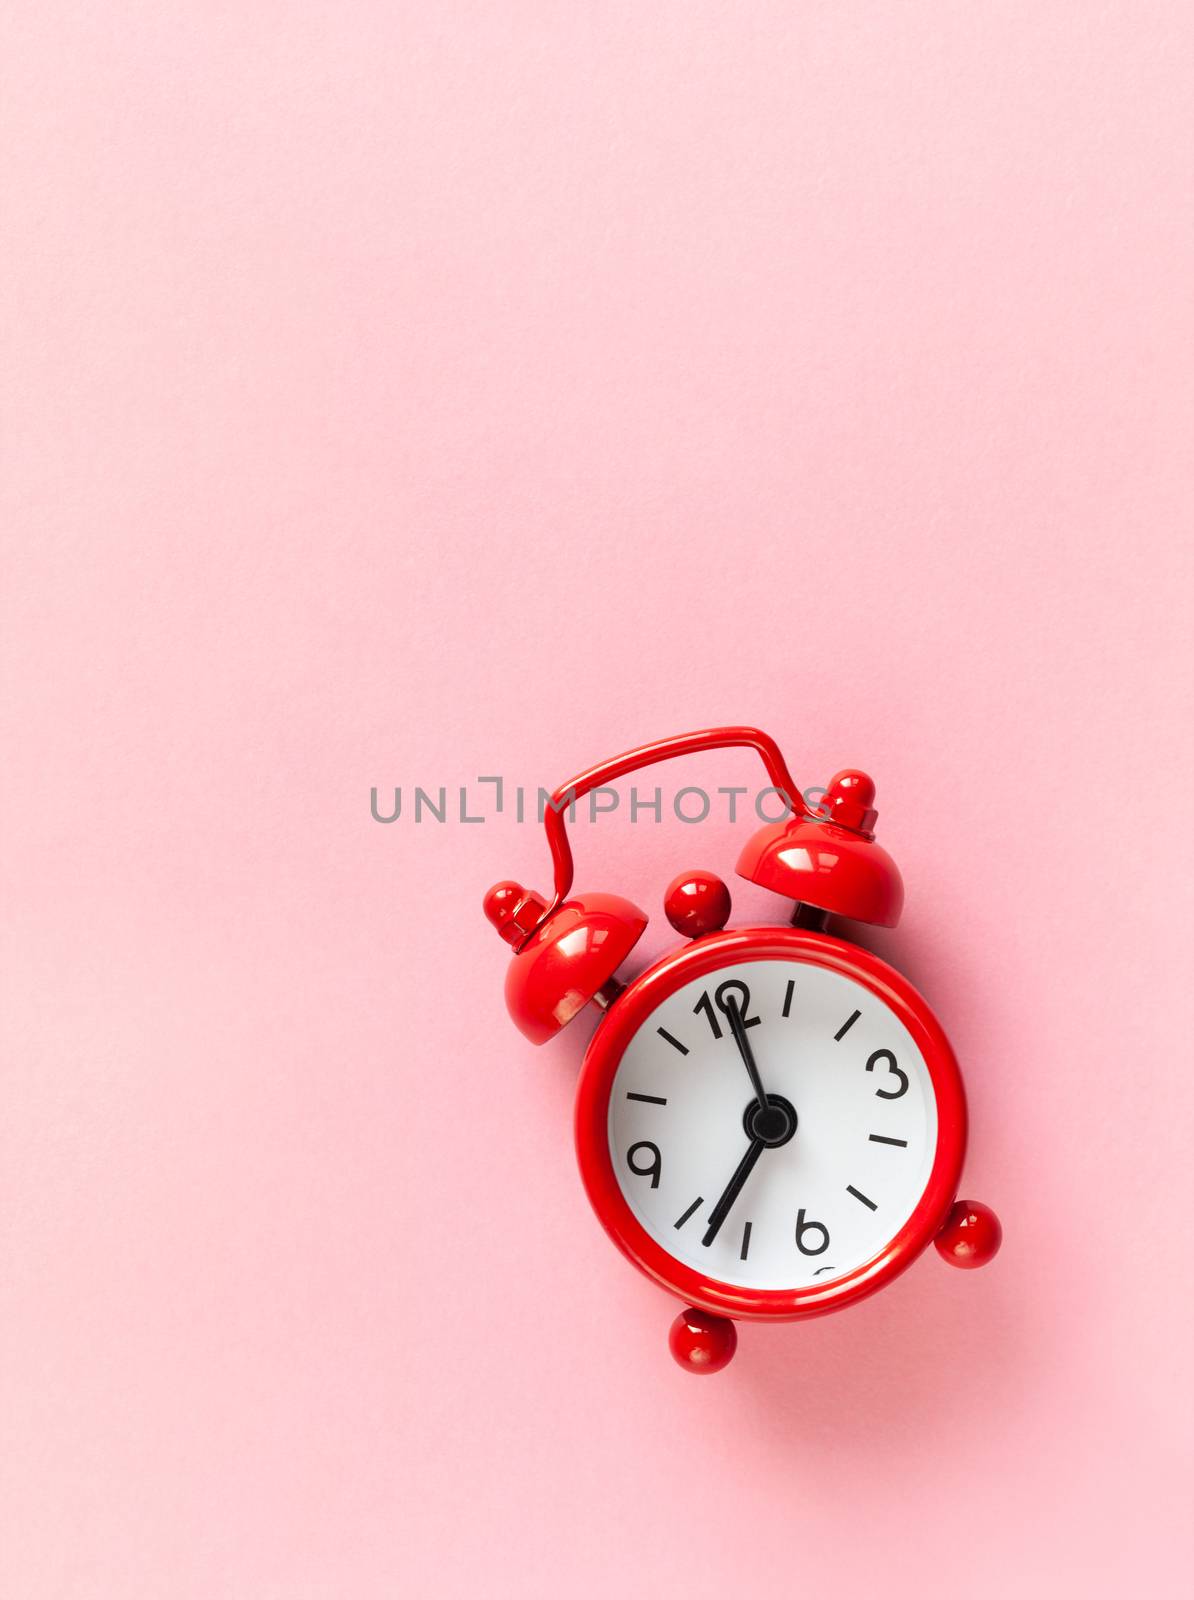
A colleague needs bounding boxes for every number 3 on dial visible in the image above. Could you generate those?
[866,1048,908,1100]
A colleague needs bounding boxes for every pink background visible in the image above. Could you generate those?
[3,5,1192,1596]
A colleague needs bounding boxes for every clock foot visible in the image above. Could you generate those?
[668,1307,737,1374]
[935,1199,1002,1268]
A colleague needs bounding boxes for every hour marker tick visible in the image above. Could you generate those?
[868,1133,907,1147]
[657,1027,689,1055]
[846,1184,878,1210]
[626,1092,667,1105]
[782,980,795,1018]
[674,1197,702,1230]
[834,1009,861,1041]
[740,1221,752,1260]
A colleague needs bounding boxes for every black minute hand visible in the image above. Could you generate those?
[701,1136,765,1247]
[725,994,767,1110]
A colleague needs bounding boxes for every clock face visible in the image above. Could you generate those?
[604,956,940,1293]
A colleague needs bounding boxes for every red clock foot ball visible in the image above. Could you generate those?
[935,1199,1002,1268]
[668,1308,737,1374]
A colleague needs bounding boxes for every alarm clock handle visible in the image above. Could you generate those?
[538,725,809,926]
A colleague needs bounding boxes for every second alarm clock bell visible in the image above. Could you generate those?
[484,726,1000,1372]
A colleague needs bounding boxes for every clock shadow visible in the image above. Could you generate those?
[725,1248,1029,1460]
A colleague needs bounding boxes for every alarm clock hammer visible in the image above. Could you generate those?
[483,725,1003,1373]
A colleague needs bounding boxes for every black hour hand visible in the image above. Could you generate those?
[702,1136,765,1247]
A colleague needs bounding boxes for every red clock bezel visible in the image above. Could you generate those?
[574,926,967,1322]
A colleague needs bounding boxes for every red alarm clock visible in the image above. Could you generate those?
[484,727,1000,1373]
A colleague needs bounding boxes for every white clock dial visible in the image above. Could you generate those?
[607,958,938,1291]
